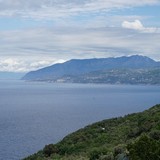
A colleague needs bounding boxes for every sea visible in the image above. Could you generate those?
[0,80,160,160]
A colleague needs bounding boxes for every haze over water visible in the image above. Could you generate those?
[0,80,160,160]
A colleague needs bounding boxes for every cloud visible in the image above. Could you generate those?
[0,26,160,72]
[0,57,65,72]
[122,20,160,33]
[0,1,159,72]
[122,20,144,30]
[0,0,159,19]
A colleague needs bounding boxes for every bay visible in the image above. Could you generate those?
[0,80,160,160]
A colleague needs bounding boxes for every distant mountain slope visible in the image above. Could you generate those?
[0,72,25,80]
[60,68,160,84]
[22,55,160,81]
[23,104,160,160]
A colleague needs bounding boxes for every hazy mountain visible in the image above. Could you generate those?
[0,72,25,80]
[22,55,160,82]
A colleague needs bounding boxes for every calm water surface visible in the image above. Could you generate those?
[0,80,160,160]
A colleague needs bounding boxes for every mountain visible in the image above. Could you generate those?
[22,55,160,82]
[23,104,160,160]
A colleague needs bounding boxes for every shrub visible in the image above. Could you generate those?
[89,147,108,160]
[127,134,160,160]
[149,130,160,140]
[43,144,59,157]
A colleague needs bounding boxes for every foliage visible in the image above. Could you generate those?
[43,144,59,157]
[23,104,160,160]
[127,134,160,160]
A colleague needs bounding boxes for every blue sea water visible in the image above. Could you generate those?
[0,80,160,160]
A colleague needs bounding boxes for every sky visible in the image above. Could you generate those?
[0,0,160,72]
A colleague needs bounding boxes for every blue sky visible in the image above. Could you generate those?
[0,0,160,72]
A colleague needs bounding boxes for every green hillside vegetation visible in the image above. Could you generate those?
[23,104,160,160]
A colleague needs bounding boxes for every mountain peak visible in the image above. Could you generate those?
[128,55,155,61]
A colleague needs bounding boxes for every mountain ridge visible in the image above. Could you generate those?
[22,55,160,83]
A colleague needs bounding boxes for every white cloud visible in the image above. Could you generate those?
[122,20,144,30]
[0,26,160,72]
[0,0,159,19]
[0,1,159,72]
[122,20,160,33]
[0,57,65,72]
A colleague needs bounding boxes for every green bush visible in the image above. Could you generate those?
[43,144,59,157]
[89,147,108,160]
[99,153,114,160]
[149,130,160,140]
[127,134,160,160]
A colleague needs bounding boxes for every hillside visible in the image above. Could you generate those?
[22,55,160,83]
[23,104,160,160]
[54,68,160,84]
